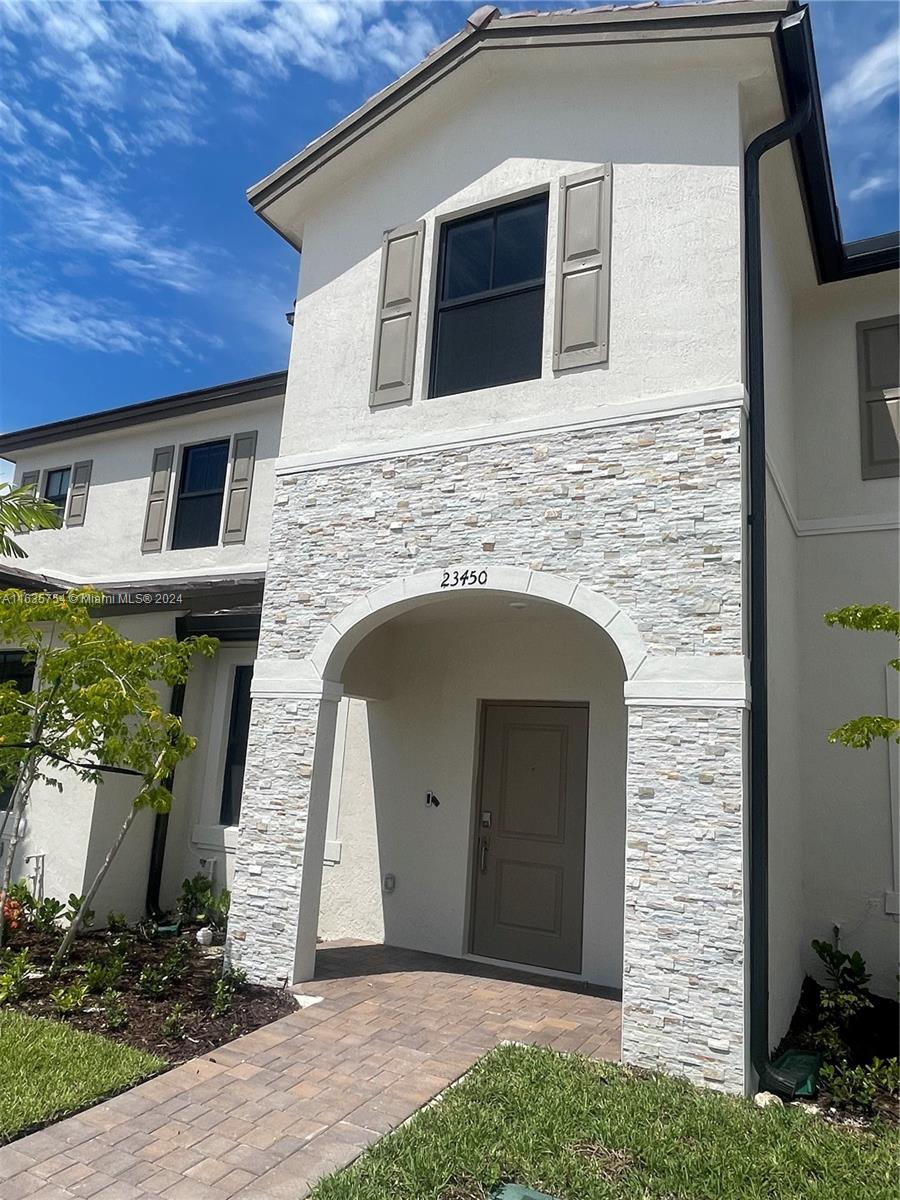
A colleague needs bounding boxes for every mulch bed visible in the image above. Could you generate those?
[5,925,296,1065]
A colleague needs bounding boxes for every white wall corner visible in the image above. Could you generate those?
[624,655,750,708]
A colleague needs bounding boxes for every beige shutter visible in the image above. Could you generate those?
[19,470,39,494]
[553,165,612,371]
[141,446,175,553]
[222,431,257,545]
[64,459,93,527]
[370,219,425,407]
[858,316,899,479]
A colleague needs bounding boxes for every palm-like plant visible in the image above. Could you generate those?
[0,483,61,559]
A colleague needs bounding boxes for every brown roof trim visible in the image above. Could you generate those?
[0,371,287,455]
[247,2,791,222]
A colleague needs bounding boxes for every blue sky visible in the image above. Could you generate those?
[0,0,897,431]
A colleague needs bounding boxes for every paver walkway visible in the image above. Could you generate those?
[1,941,621,1200]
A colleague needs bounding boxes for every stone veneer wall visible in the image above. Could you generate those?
[623,705,746,1092]
[228,403,749,1091]
[260,406,743,661]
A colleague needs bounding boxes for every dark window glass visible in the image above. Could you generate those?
[220,665,253,827]
[171,440,229,550]
[0,652,35,810]
[43,467,70,526]
[431,194,548,399]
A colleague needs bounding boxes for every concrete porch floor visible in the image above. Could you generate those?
[0,941,622,1200]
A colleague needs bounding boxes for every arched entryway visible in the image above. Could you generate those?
[279,567,645,988]
[316,585,629,988]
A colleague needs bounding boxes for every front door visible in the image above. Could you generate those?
[471,702,588,974]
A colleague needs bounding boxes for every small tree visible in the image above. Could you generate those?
[0,483,61,558]
[824,604,900,749]
[0,588,216,964]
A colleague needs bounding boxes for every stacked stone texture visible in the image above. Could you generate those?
[623,705,745,1091]
[228,405,748,1090]
[260,407,743,660]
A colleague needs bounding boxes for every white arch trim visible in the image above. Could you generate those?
[314,567,647,683]
[249,567,750,707]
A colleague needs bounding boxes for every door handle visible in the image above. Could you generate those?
[479,836,490,874]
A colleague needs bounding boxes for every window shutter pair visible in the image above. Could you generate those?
[554,165,612,370]
[857,316,899,479]
[17,463,92,526]
[370,168,612,402]
[141,433,257,552]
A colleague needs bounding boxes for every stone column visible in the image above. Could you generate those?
[621,661,749,1093]
[226,670,341,986]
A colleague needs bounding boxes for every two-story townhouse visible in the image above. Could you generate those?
[0,372,286,918]
[1,0,896,1102]
[220,0,898,1099]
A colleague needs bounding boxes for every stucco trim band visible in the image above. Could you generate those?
[624,654,750,708]
[275,385,747,478]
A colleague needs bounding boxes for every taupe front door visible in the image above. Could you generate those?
[471,702,588,974]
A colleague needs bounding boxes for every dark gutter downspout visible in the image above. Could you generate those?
[145,680,185,918]
[744,83,812,1089]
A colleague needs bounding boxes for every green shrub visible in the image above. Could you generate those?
[137,965,167,999]
[162,1002,186,1040]
[101,988,127,1031]
[221,966,247,990]
[161,938,192,981]
[0,949,30,1004]
[82,953,125,994]
[177,874,230,930]
[106,911,129,933]
[810,939,874,1064]
[29,896,66,934]
[50,982,89,1016]
[820,1057,900,1112]
[64,893,94,930]
[210,977,234,1017]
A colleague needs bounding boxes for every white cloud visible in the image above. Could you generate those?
[10,173,211,293]
[0,269,222,358]
[826,25,900,121]
[849,173,894,202]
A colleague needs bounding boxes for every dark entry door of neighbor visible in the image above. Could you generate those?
[471,702,588,974]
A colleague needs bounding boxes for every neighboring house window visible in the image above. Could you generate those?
[171,440,229,550]
[857,316,899,479]
[0,651,35,810]
[430,193,549,398]
[43,467,71,526]
[219,664,253,827]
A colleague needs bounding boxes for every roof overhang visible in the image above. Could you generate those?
[0,371,287,457]
[248,1,897,284]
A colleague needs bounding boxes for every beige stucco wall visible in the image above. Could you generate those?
[317,599,628,988]
[281,52,745,461]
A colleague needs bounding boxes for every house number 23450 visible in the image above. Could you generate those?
[441,569,488,588]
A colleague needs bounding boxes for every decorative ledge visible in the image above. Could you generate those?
[624,655,750,708]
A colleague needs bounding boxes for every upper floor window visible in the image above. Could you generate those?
[430,193,549,398]
[171,440,229,550]
[857,315,899,479]
[43,467,70,525]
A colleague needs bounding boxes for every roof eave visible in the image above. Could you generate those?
[247,2,792,236]
[0,370,288,456]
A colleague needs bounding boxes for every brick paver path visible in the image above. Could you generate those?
[1,941,621,1199]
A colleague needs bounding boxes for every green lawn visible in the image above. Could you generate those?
[0,1010,164,1142]
[310,1044,898,1200]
